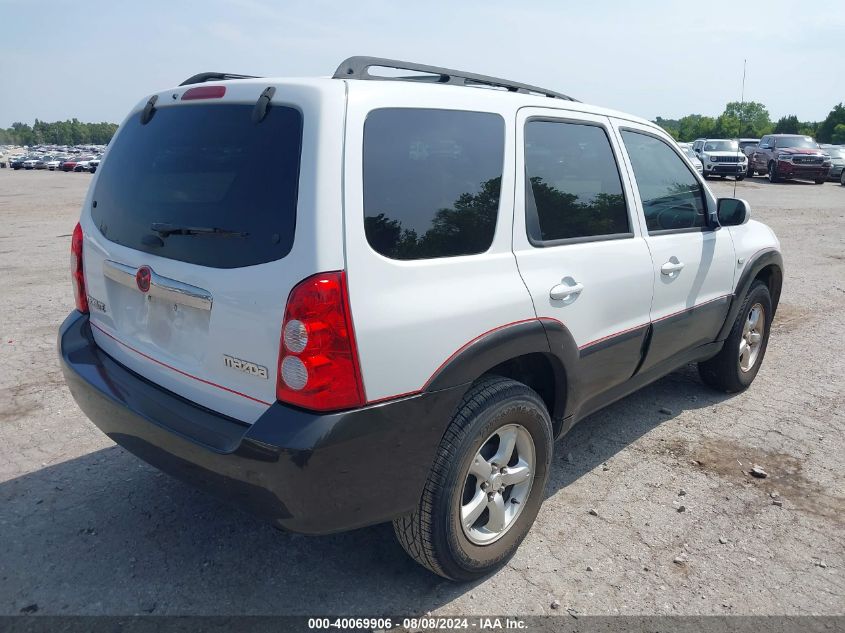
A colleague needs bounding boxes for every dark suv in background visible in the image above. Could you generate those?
[750,134,831,183]
[820,144,845,181]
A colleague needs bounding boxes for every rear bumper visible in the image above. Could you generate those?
[59,311,465,534]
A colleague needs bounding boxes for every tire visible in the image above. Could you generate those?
[393,376,553,581]
[814,178,825,185]
[767,161,780,183]
[840,170,845,186]
[698,280,773,393]
[746,162,755,177]
[736,175,745,181]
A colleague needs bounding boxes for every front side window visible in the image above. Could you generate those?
[621,130,707,233]
[363,108,505,260]
[524,120,629,243]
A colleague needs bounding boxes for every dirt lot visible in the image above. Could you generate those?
[0,169,843,617]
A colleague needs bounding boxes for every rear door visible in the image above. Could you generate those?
[512,108,655,409]
[80,80,346,423]
[614,121,735,372]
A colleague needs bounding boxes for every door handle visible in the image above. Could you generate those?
[661,260,685,275]
[549,281,584,301]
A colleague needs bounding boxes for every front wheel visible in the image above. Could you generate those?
[814,178,825,185]
[736,175,745,181]
[768,162,780,183]
[393,376,552,581]
[840,170,845,186]
[698,281,773,393]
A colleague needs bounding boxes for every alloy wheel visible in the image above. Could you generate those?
[460,424,535,545]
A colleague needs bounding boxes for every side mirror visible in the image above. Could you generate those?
[717,198,751,226]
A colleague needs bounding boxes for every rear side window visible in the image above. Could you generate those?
[621,130,707,233]
[524,120,630,243]
[363,108,505,260]
[92,103,302,269]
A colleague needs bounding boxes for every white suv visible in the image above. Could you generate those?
[692,138,748,180]
[59,57,783,581]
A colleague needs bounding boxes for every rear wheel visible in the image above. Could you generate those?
[699,281,772,393]
[393,376,553,581]
[840,170,845,186]
[814,178,825,184]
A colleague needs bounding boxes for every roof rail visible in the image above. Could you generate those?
[179,72,261,86]
[332,56,578,102]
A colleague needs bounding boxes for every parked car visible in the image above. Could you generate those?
[74,157,95,172]
[59,57,783,581]
[87,157,102,173]
[10,156,28,170]
[749,134,830,184]
[61,155,90,171]
[819,144,845,181]
[681,145,703,174]
[46,157,65,171]
[34,155,55,170]
[22,157,40,170]
[693,139,747,180]
[738,138,759,155]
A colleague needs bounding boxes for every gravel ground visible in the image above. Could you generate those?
[0,169,843,617]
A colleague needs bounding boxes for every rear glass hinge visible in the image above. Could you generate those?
[252,86,276,124]
[140,95,158,125]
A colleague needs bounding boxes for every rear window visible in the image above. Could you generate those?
[92,103,302,269]
[363,108,505,260]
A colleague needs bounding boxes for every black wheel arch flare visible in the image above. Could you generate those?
[717,248,783,341]
[423,318,579,431]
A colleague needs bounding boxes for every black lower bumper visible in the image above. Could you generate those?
[58,312,466,534]
[705,164,745,175]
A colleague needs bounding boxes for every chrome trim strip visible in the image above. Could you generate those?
[102,260,213,311]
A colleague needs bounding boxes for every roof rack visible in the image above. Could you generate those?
[332,56,578,102]
[179,72,261,86]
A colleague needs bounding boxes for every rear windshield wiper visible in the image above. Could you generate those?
[150,223,249,238]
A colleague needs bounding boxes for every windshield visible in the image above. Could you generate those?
[823,148,844,159]
[92,103,303,269]
[776,136,819,149]
[704,140,739,152]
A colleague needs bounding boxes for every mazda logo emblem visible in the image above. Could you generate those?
[136,266,152,293]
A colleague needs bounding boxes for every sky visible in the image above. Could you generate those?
[1,0,843,127]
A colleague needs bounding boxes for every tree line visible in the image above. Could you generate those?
[0,119,119,146]
[655,102,845,144]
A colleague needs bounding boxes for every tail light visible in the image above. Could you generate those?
[70,222,88,313]
[276,271,365,411]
